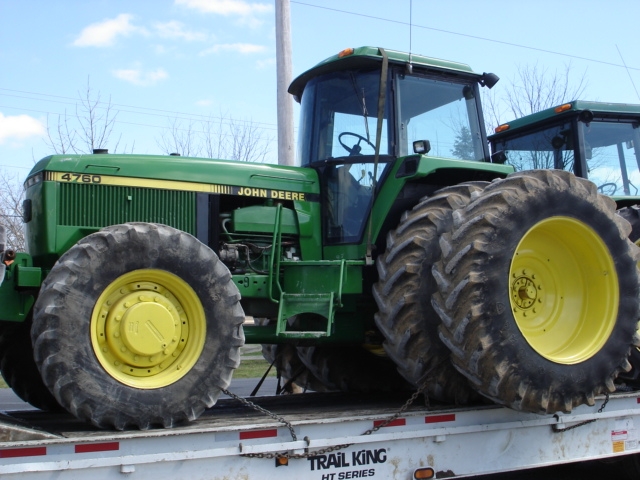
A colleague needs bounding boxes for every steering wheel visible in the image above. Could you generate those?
[598,182,617,195]
[338,132,376,156]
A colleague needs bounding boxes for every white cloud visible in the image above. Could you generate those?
[235,15,266,29]
[154,21,208,42]
[0,113,46,145]
[199,43,266,56]
[175,0,272,16]
[73,14,147,47]
[113,66,168,86]
[195,99,214,107]
[256,57,275,69]
[154,44,170,55]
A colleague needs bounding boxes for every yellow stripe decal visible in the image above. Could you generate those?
[49,171,315,202]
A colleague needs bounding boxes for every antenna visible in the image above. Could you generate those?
[409,0,413,53]
[407,0,413,73]
[616,44,640,102]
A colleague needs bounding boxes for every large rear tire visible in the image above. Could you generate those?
[32,223,245,429]
[618,205,640,252]
[433,170,640,413]
[373,183,487,403]
[616,205,640,387]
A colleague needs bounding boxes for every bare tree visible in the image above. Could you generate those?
[483,62,588,134]
[157,111,274,162]
[156,118,203,157]
[201,114,229,160]
[0,171,26,251]
[45,78,130,154]
[226,115,272,162]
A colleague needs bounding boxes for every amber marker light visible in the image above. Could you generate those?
[554,103,572,113]
[494,124,510,133]
[338,47,354,58]
[414,467,435,479]
[275,456,289,467]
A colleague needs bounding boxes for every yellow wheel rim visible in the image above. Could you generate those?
[509,216,618,364]
[91,269,206,389]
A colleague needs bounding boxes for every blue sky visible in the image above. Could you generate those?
[1,0,639,179]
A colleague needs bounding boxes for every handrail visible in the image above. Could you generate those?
[336,258,346,308]
[267,203,283,303]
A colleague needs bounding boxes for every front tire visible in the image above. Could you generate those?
[32,223,245,429]
[433,170,640,413]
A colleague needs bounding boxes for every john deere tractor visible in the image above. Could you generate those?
[1,48,638,429]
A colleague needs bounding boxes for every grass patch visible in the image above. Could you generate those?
[233,359,276,379]
[0,378,7,389]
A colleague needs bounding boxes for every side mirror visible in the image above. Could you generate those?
[579,109,594,124]
[491,150,507,164]
[480,72,500,89]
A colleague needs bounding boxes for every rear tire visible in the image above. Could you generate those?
[616,205,640,387]
[618,205,640,247]
[373,182,487,403]
[433,170,640,413]
[32,223,245,429]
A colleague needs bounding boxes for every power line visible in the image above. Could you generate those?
[0,164,31,170]
[616,45,640,102]
[0,102,278,135]
[291,1,640,72]
[0,105,278,146]
[0,88,280,130]
[0,104,170,132]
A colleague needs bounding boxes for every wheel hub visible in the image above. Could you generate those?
[112,293,180,359]
[508,216,618,364]
[511,271,541,313]
[91,269,205,389]
[97,283,188,376]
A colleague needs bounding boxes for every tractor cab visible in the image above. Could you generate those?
[489,101,640,201]
[290,47,497,245]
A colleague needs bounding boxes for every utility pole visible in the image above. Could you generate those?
[275,0,295,166]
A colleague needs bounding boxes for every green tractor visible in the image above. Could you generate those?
[489,100,640,390]
[1,49,638,429]
[488,100,640,257]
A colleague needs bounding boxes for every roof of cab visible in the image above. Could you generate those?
[288,46,478,99]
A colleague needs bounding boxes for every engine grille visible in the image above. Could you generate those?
[58,183,197,234]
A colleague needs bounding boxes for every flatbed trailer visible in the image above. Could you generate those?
[0,389,639,479]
